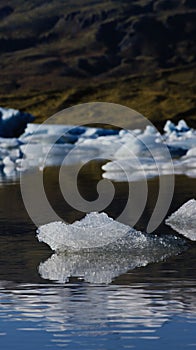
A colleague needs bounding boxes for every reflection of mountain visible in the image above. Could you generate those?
[0,0,195,125]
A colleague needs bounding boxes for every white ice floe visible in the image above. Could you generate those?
[22,118,196,178]
[37,212,186,283]
[114,126,162,159]
[0,138,21,178]
[102,150,196,182]
[166,199,196,241]
[163,120,196,151]
[37,212,132,251]
[19,123,120,168]
[37,211,186,252]
[0,107,34,179]
[102,156,173,182]
[102,120,196,182]
[0,112,196,182]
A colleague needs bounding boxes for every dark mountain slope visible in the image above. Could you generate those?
[0,0,195,126]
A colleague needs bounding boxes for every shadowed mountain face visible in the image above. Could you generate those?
[0,0,195,126]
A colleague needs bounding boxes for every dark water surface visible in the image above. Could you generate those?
[0,163,195,349]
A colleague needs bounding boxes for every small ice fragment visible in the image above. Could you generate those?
[3,156,15,168]
[177,120,189,132]
[164,120,176,134]
[183,147,196,158]
[166,199,196,241]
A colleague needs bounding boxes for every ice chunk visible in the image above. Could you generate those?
[164,120,176,134]
[102,156,173,182]
[21,123,118,143]
[176,120,190,132]
[0,137,21,148]
[37,212,133,251]
[3,156,15,169]
[164,119,190,134]
[37,211,187,255]
[75,134,121,159]
[163,120,196,151]
[20,143,75,167]
[102,169,172,182]
[166,199,196,241]
[21,123,86,137]
[102,143,196,182]
[102,157,172,172]
[0,135,22,181]
[182,147,196,158]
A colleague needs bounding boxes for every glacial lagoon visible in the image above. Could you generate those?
[0,164,195,350]
[0,108,195,349]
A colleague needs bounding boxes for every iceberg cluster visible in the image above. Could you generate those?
[166,199,196,241]
[102,120,196,182]
[0,107,34,180]
[0,116,120,180]
[0,105,195,183]
[37,211,187,283]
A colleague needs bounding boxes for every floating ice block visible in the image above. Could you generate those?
[166,199,196,241]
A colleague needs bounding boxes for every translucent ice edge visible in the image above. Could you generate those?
[37,212,187,284]
[166,199,196,241]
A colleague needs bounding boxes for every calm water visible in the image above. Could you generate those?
[0,162,195,350]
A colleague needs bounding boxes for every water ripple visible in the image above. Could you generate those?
[0,281,196,349]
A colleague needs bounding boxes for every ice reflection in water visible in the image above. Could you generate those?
[38,233,187,284]
[0,280,196,349]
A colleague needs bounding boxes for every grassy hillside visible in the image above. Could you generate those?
[0,0,195,127]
